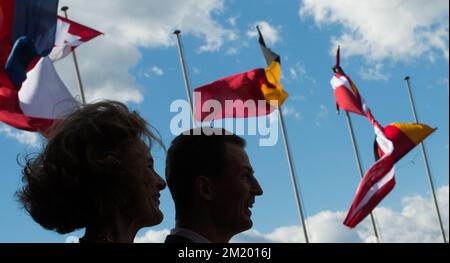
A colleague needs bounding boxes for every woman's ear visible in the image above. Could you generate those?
[98,152,121,167]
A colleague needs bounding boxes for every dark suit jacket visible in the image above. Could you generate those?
[164,234,196,244]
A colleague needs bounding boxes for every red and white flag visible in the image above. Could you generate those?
[0,57,79,134]
[343,124,396,228]
[330,72,370,116]
[49,16,102,61]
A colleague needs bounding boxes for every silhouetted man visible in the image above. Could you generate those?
[164,127,263,243]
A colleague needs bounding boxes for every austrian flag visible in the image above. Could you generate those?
[330,73,369,116]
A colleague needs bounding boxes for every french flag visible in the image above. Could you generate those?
[1,0,101,134]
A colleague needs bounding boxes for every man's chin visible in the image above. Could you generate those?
[240,217,253,231]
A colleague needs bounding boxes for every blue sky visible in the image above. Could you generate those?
[0,0,448,243]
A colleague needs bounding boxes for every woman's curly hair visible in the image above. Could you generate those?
[16,101,163,234]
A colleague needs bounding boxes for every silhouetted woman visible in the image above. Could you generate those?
[17,101,166,243]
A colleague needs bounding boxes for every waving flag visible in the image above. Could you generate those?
[331,47,437,228]
[49,16,102,61]
[330,47,369,117]
[344,124,396,228]
[0,57,78,133]
[375,122,436,162]
[194,27,287,121]
[256,25,288,105]
[2,0,59,87]
[330,46,394,228]
[0,0,14,69]
[194,65,283,121]
[330,73,369,116]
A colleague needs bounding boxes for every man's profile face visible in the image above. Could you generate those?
[210,143,263,237]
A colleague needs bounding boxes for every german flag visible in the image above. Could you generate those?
[256,25,288,107]
[193,27,288,122]
[374,123,436,162]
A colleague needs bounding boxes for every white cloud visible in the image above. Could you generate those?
[55,0,235,104]
[135,185,449,243]
[227,16,238,27]
[231,185,449,243]
[192,67,201,75]
[359,63,389,81]
[231,214,364,243]
[300,0,449,62]
[290,95,306,102]
[140,66,164,78]
[134,229,170,243]
[437,78,449,93]
[65,236,80,243]
[315,104,329,127]
[289,61,317,86]
[226,47,238,55]
[282,105,302,120]
[0,124,41,148]
[247,21,281,46]
[289,67,298,80]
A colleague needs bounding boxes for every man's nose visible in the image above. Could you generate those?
[251,177,263,196]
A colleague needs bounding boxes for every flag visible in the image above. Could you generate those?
[0,57,79,133]
[49,16,102,61]
[344,124,396,228]
[194,27,288,121]
[257,25,280,66]
[330,47,369,116]
[0,0,15,68]
[331,46,397,228]
[194,65,284,121]
[2,0,59,87]
[374,122,436,162]
[256,25,288,108]
[330,73,369,116]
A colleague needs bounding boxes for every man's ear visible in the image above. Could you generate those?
[195,176,214,201]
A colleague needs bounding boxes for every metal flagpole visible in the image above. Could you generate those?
[277,108,310,243]
[344,111,381,242]
[255,25,309,242]
[60,6,87,105]
[403,76,447,243]
[173,30,196,127]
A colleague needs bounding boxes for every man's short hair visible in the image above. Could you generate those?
[166,127,245,217]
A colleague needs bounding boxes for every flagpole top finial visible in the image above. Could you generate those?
[404,76,410,81]
[173,30,181,35]
[61,6,69,12]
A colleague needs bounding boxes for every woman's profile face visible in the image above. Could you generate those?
[126,141,166,228]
